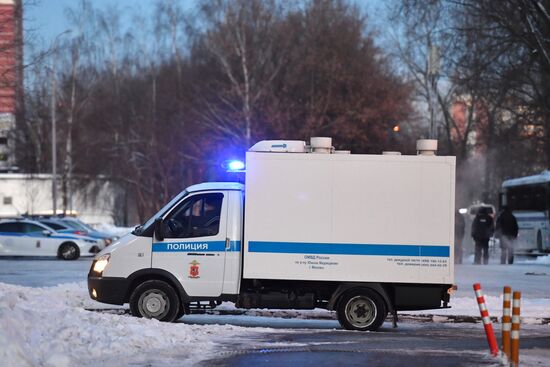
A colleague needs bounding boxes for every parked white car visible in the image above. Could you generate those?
[0,219,101,260]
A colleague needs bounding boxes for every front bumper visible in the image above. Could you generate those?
[88,273,129,305]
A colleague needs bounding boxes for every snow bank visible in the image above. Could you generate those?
[517,255,550,265]
[406,295,550,322]
[0,282,268,367]
[91,223,135,237]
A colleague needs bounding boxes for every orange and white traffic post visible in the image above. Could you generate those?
[510,291,521,367]
[502,286,512,359]
[473,283,499,357]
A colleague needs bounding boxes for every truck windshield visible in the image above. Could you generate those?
[132,190,188,236]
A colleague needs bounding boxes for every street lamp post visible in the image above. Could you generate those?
[50,30,70,215]
[50,62,57,215]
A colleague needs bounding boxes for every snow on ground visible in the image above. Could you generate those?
[91,223,135,238]
[0,281,285,367]
[518,255,550,265]
[0,257,549,366]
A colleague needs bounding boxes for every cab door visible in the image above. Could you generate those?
[0,222,30,255]
[21,222,55,256]
[152,191,228,297]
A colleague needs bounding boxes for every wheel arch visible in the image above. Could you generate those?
[125,268,190,305]
[327,282,393,313]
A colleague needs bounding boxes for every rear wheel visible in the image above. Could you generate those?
[337,288,387,331]
[129,280,180,322]
[58,242,80,260]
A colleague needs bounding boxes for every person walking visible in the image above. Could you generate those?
[471,206,494,265]
[496,206,519,264]
[455,210,465,264]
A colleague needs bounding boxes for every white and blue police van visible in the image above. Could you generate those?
[88,138,456,331]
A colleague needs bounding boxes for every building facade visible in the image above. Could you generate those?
[0,173,117,224]
[0,0,23,171]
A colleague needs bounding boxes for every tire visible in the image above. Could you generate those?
[58,242,80,260]
[129,280,181,322]
[176,304,187,321]
[337,288,387,331]
[537,231,543,252]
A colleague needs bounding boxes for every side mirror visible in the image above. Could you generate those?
[154,218,164,241]
[42,230,52,237]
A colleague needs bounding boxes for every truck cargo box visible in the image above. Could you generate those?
[243,151,455,284]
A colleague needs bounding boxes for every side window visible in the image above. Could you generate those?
[0,222,23,232]
[23,223,46,233]
[42,221,65,230]
[164,193,224,239]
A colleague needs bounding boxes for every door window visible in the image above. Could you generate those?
[23,223,46,234]
[41,221,66,230]
[164,193,224,239]
[0,222,24,233]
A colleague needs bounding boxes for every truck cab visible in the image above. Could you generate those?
[88,182,244,320]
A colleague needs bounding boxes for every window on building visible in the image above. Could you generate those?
[0,137,7,145]
[3,196,12,205]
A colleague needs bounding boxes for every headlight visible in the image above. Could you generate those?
[93,254,110,274]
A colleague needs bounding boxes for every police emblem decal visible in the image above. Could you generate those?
[189,260,200,278]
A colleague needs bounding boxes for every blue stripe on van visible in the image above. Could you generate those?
[248,241,450,257]
[0,232,92,240]
[153,240,241,252]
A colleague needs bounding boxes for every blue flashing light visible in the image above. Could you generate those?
[228,160,245,170]
[225,160,245,172]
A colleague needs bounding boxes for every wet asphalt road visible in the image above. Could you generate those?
[189,316,550,367]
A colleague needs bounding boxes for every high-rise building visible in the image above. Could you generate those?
[0,0,22,171]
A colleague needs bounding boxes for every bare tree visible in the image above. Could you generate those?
[196,0,288,148]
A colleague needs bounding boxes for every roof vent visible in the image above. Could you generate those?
[310,137,333,154]
[416,139,438,156]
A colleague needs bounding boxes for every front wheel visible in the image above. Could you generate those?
[337,288,387,331]
[58,242,80,260]
[129,280,181,322]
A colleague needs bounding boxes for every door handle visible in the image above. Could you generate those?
[225,237,230,250]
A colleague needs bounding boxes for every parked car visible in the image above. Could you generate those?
[60,217,119,243]
[34,217,118,248]
[0,219,101,260]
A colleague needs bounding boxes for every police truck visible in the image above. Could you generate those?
[88,138,456,331]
